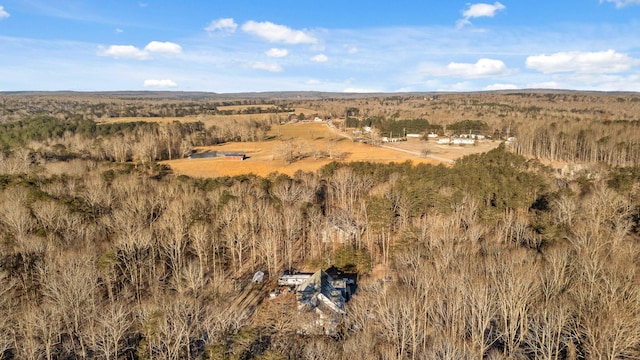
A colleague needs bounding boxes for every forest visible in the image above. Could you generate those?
[1,91,640,359]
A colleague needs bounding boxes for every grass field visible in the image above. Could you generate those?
[100,115,497,178]
[98,107,320,128]
[163,122,438,178]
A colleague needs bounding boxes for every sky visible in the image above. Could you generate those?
[1,1,640,93]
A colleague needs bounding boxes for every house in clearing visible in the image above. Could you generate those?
[277,267,357,334]
[295,270,347,314]
[278,268,356,310]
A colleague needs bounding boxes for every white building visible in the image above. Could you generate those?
[452,138,475,145]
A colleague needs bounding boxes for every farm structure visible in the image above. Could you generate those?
[452,138,476,145]
[436,137,476,145]
[224,153,247,161]
[458,133,486,140]
[188,150,246,160]
[381,136,406,143]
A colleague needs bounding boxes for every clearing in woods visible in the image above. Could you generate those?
[163,121,500,178]
[163,122,434,178]
[97,107,318,127]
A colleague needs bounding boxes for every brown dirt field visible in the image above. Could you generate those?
[163,122,438,178]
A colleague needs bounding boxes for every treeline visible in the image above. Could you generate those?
[345,117,442,136]
[512,118,640,167]
[0,96,295,121]
[346,117,493,136]
[0,116,271,165]
[445,119,489,133]
[2,139,640,358]
[0,115,158,147]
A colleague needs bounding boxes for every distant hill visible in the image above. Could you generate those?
[3,89,637,101]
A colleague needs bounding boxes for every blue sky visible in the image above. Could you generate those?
[1,0,640,93]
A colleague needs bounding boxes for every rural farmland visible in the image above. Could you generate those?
[162,121,498,178]
[1,91,640,359]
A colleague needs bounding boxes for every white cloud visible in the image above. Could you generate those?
[144,41,182,55]
[311,54,329,62]
[242,21,317,44]
[525,49,638,74]
[98,45,148,59]
[115,28,123,33]
[0,6,10,19]
[205,18,237,32]
[457,2,505,28]
[485,83,519,91]
[265,48,288,58]
[98,41,182,59]
[446,58,510,78]
[144,79,177,88]
[306,79,321,85]
[251,62,283,72]
[600,0,640,8]
[348,47,359,54]
[463,1,506,18]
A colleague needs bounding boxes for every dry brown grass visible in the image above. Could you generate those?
[384,137,502,162]
[99,109,502,178]
[163,122,438,178]
[97,107,317,128]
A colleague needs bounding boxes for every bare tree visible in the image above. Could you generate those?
[0,271,16,357]
[0,186,34,239]
[91,303,130,360]
[525,300,571,360]
[489,252,538,357]
[115,228,154,304]
[189,222,213,279]
[465,270,499,359]
[28,303,62,360]
[39,256,98,359]
[13,310,41,360]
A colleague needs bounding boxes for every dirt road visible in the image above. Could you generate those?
[380,145,455,164]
